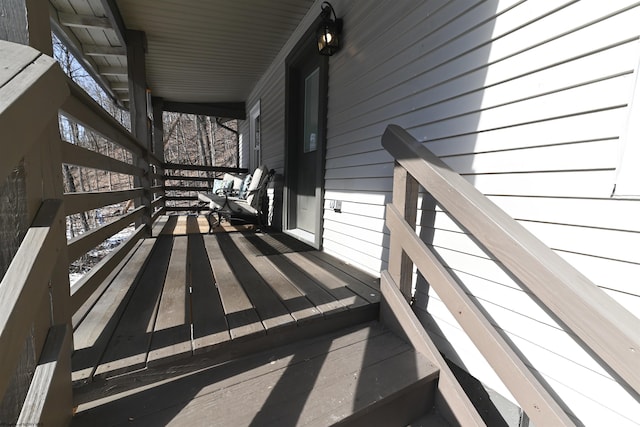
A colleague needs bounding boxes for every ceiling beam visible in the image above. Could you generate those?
[99,0,128,48]
[111,82,129,91]
[99,66,128,76]
[58,12,111,29]
[162,101,246,119]
[83,44,126,58]
[49,4,122,108]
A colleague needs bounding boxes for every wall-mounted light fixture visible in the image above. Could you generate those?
[316,2,342,56]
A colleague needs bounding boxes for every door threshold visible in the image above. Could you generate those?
[285,228,317,248]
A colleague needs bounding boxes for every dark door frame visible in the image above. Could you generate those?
[283,18,329,249]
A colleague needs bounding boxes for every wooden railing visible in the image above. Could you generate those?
[381,124,640,426]
[162,162,248,212]
[1,40,165,425]
[0,41,71,426]
[59,77,163,318]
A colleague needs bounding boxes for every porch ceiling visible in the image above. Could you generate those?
[49,0,315,111]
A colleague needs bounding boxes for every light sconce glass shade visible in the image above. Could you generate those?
[317,2,342,56]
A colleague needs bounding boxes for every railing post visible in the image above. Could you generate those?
[1,1,72,424]
[152,97,165,160]
[152,97,166,216]
[127,29,153,235]
[139,153,153,235]
[388,161,419,301]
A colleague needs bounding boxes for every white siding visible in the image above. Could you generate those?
[244,0,640,424]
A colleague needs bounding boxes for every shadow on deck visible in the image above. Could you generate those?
[71,215,383,419]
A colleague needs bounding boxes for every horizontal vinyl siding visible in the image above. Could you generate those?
[321,0,640,425]
[243,69,285,172]
[245,0,640,423]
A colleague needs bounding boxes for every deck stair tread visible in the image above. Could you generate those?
[71,216,380,383]
[407,412,452,427]
[71,322,440,427]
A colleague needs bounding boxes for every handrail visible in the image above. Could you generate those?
[163,174,218,182]
[163,163,248,174]
[61,140,144,177]
[382,124,640,423]
[64,188,144,216]
[165,185,210,192]
[61,77,147,158]
[0,43,68,184]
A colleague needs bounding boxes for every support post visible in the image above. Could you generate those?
[152,97,164,159]
[388,162,419,301]
[152,96,165,214]
[127,29,152,234]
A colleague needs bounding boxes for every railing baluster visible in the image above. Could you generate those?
[388,161,419,301]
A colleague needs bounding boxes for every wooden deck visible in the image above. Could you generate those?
[71,215,381,386]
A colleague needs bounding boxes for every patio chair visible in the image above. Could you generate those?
[197,165,274,233]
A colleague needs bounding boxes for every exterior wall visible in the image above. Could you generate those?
[242,1,640,425]
[239,5,322,231]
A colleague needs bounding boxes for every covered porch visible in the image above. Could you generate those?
[2,1,640,426]
[70,215,401,426]
[0,39,466,424]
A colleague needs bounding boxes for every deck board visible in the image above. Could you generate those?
[266,233,381,302]
[147,236,191,366]
[203,232,266,341]
[216,232,297,332]
[72,238,144,329]
[71,239,152,383]
[303,252,380,303]
[186,217,230,354]
[257,233,370,308]
[242,233,348,315]
[93,218,176,378]
[230,233,322,324]
[269,233,380,285]
[278,252,369,308]
[72,215,380,385]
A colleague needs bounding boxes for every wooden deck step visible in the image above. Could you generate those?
[71,322,440,427]
[407,412,452,427]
